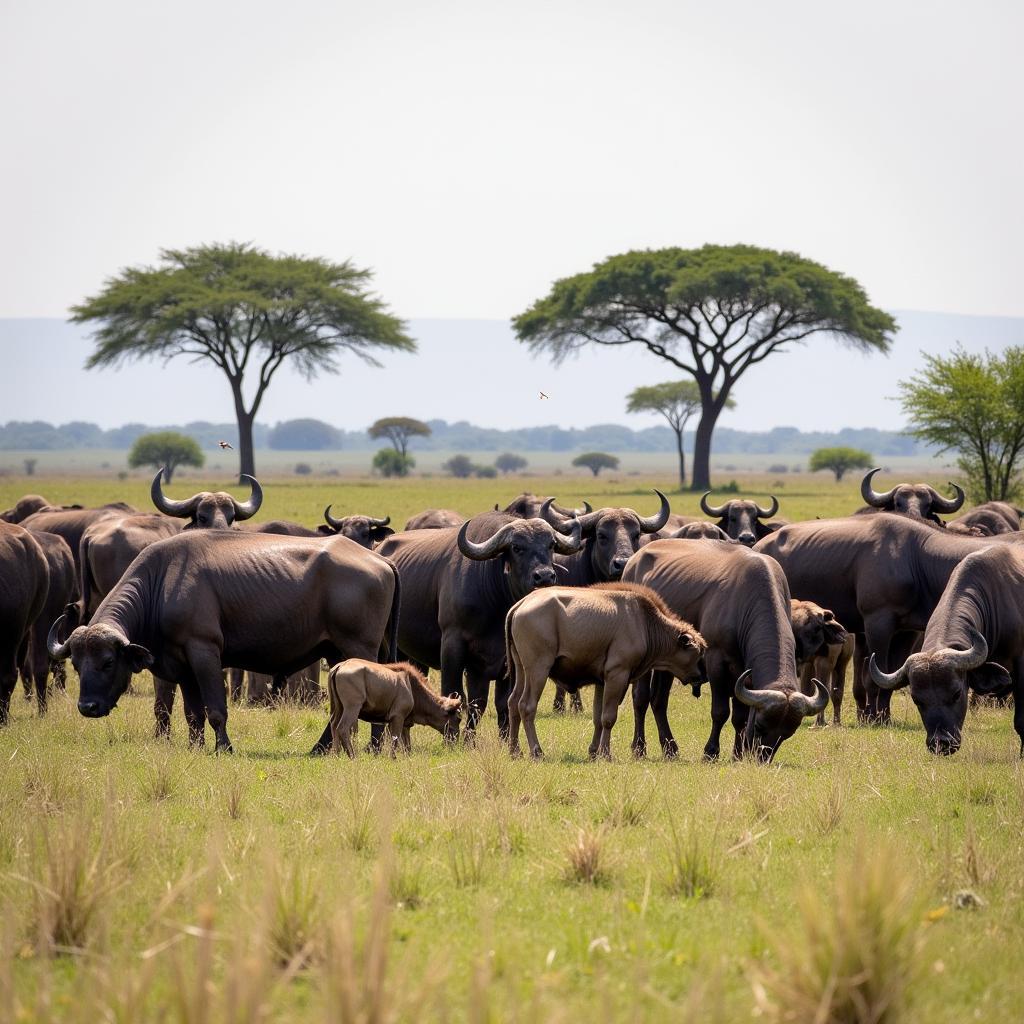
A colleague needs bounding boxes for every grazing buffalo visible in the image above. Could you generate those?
[19,531,77,713]
[150,469,262,528]
[327,659,462,757]
[0,523,49,725]
[505,582,705,759]
[338,506,582,742]
[403,509,466,531]
[699,493,781,546]
[47,530,400,753]
[869,545,1024,755]
[790,600,851,726]
[857,468,965,524]
[1,494,57,523]
[500,493,591,519]
[947,501,1023,537]
[754,515,1022,723]
[22,503,137,574]
[321,507,394,547]
[672,522,733,541]
[623,540,827,761]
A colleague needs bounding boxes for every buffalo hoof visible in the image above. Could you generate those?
[702,746,720,762]
[631,740,647,759]
[661,739,679,760]
[552,698,566,715]
[530,747,544,761]
[308,743,329,757]
[569,694,584,714]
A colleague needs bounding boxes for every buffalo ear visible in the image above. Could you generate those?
[126,644,154,672]
[316,525,333,535]
[967,661,1012,696]
[371,526,395,543]
[677,632,697,648]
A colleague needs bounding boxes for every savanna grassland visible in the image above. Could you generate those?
[1,472,1022,1023]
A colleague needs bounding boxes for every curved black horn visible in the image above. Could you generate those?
[231,475,263,521]
[940,628,988,672]
[637,489,671,533]
[790,679,830,717]
[551,516,583,555]
[46,615,72,660]
[861,468,894,509]
[551,498,593,517]
[541,497,599,535]
[151,468,201,519]
[457,520,517,561]
[323,504,344,531]
[868,653,910,691]
[700,492,729,518]
[367,514,391,528]
[929,482,966,515]
[733,670,788,710]
[755,495,780,519]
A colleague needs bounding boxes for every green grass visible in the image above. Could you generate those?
[1,472,1021,1021]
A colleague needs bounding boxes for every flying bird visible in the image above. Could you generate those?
[218,440,234,450]
[539,391,550,400]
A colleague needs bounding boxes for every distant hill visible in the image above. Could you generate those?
[0,417,926,457]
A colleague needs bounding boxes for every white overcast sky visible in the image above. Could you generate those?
[1,1,1022,431]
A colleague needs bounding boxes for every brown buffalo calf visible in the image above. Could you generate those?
[505,583,705,759]
[327,659,462,757]
[790,599,853,726]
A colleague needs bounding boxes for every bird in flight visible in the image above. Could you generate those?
[218,440,234,450]
[539,391,550,400]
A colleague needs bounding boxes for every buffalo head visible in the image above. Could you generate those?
[700,493,780,546]
[869,629,1008,755]
[320,506,395,548]
[860,468,964,524]
[790,600,847,663]
[733,671,829,761]
[671,522,733,541]
[543,489,670,580]
[458,505,582,600]
[47,615,154,718]
[151,468,262,529]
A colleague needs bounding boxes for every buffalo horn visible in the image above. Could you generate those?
[860,468,894,509]
[551,499,593,517]
[457,520,517,560]
[551,516,583,555]
[367,514,391,528]
[755,495,780,519]
[46,615,72,660]
[543,497,600,533]
[929,482,966,514]
[700,492,729,518]
[868,653,910,690]
[637,489,672,533]
[323,505,343,531]
[939,628,988,671]
[733,670,788,710]
[151,468,201,519]
[231,475,263,521]
[790,679,830,717]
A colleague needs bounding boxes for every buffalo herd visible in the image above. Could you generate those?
[1,465,1023,762]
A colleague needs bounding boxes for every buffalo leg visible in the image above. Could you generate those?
[516,668,547,760]
[553,684,568,714]
[588,683,604,758]
[702,664,732,761]
[227,668,244,703]
[181,686,207,748]
[631,674,652,757]
[832,643,853,726]
[1013,659,1024,757]
[185,644,232,753]
[439,637,471,732]
[730,695,751,759]
[649,670,678,757]
[852,635,869,723]
[494,672,511,738]
[594,674,629,759]
[465,667,490,736]
[153,676,177,739]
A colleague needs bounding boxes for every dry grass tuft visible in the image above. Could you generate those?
[663,815,719,899]
[564,824,609,885]
[751,840,923,1023]
[264,858,319,968]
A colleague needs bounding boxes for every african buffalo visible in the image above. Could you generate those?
[790,599,851,726]
[321,507,394,547]
[19,531,77,713]
[672,522,733,541]
[505,582,705,759]
[699,493,781,546]
[754,515,1023,723]
[623,540,827,761]
[947,501,1023,536]
[328,659,462,757]
[150,469,262,528]
[0,523,49,725]
[500,494,591,519]
[47,530,400,752]
[22,503,137,574]
[1,494,56,523]
[857,468,965,524]
[869,545,1024,755]
[354,506,581,738]
[403,509,466,531]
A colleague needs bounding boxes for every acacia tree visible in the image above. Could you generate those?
[514,245,896,491]
[899,345,1024,501]
[808,446,873,482]
[368,417,431,459]
[128,430,204,483]
[573,452,619,477]
[495,452,528,474]
[626,380,734,489]
[71,243,414,477]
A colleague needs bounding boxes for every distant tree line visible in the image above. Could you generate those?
[0,418,931,457]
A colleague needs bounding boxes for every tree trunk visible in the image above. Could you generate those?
[230,380,257,478]
[674,429,686,489]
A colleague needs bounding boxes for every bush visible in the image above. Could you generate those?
[127,431,204,484]
[474,465,498,478]
[571,452,619,477]
[294,462,312,476]
[373,448,414,478]
[495,453,528,474]
[442,454,475,478]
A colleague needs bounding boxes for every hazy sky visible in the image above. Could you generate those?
[2,0,1023,324]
